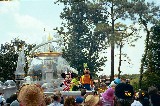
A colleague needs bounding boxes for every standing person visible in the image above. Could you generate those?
[0,94,4,106]
[55,91,64,104]
[99,88,115,106]
[108,78,121,89]
[148,86,160,106]
[84,95,100,106]
[114,83,134,106]
[64,96,77,106]
[80,68,93,90]
[139,91,150,106]
[49,95,63,106]
[9,93,20,106]
[75,89,87,105]
[17,84,46,106]
[0,93,5,106]
[131,92,143,106]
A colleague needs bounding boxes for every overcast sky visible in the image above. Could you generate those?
[0,0,159,76]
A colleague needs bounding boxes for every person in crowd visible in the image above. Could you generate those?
[138,90,150,106]
[84,95,100,106]
[10,93,20,106]
[10,100,20,106]
[49,94,63,106]
[6,95,13,106]
[75,89,87,105]
[17,84,46,106]
[75,97,84,106]
[108,78,121,89]
[99,88,115,106]
[0,93,5,106]
[64,96,77,106]
[114,82,134,106]
[45,96,52,105]
[131,92,143,106]
[55,91,64,104]
[148,86,160,106]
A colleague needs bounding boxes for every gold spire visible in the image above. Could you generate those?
[47,33,53,41]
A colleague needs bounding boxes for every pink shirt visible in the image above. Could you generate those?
[100,97,114,106]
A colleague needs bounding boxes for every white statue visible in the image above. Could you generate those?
[15,46,26,75]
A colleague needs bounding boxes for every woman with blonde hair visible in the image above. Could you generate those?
[18,84,46,106]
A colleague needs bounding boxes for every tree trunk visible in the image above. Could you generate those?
[110,0,115,82]
[118,42,122,78]
[139,25,150,88]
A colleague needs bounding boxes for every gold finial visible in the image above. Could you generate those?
[47,33,53,41]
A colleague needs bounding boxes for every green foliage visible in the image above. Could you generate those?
[0,39,36,81]
[55,0,108,76]
[128,0,160,88]
[121,74,140,91]
[142,72,160,91]
[99,0,141,80]
[141,22,160,90]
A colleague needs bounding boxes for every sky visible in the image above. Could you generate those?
[0,0,159,76]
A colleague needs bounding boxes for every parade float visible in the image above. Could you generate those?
[14,31,93,96]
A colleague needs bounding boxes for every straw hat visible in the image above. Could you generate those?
[85,95,99,106]
[18,84,45,106]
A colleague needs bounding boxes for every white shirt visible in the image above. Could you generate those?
[0,95,6,105]
[48,101,63,106]
[131,100,143,106]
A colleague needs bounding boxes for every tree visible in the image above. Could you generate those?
[114,23,139,78]
[141,22,160,90]
[128,0,160,88]
[55,0,108,77]
[97,0,141,81]
[55,0,143,80]
[0,38,35,81]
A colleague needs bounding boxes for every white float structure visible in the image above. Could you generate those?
[26,31,78,92]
